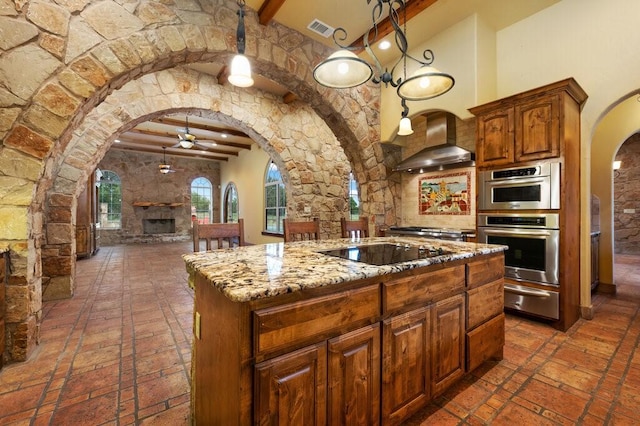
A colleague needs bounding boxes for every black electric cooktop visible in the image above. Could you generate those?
[318,243,451,266]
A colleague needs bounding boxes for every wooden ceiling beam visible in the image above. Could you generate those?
[150,117,251,139]
[112,142,232,161]
[349,0,439,53]
[258,0,287,25]
[124,128,252,150]
[116,136,241,156]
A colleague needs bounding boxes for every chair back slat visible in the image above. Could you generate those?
[193,219,245,252]
[340,217,369,239]
[283,218,320,242]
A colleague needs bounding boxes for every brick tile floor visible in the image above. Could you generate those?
[0,244,638,425]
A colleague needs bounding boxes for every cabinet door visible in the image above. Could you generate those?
[255,342,327,425]
[514,94,560,162]
[431,294,465,396]
[328,324,380,426]
[476,106,515,167]
[382,306,431,424]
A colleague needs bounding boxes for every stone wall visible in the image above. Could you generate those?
[97,149,221,246]
[614,134,640,254]
[0,0,390,364]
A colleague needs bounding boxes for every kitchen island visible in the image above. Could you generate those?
[183,237,507,425]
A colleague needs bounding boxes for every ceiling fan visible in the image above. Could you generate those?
[172,116,214,150]
[159,147,178,174]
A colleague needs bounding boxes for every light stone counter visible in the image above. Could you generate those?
[183,236,507,303]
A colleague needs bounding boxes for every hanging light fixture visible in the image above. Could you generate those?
[228,0,254,88]
[313,0,454,101]
[397,99,413,136]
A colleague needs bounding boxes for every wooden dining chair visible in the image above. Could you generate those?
[340,216,369,239]
[193,219,245,252]
[283,217,320,242]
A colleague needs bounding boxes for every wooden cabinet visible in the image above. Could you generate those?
[382,307,431,424]
[328,324,380,425]
[76,170,99,258]
[192,253,505,425]
[255,342,327,425]
[431,294,465,396]
[470,79,585,170]
[514,94,560,163]
[470,78,588,331]
[475,105,514,167]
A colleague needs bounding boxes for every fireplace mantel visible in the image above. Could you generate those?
[133,202,184,209]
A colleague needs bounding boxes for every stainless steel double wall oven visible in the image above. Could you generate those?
[477,162,562,320]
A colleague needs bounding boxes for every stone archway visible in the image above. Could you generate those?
[1,0,398,363]
[41,66,354,300]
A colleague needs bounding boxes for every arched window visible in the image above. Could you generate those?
[224,183,239,223]
[349,172,360,220]
[265,161,286,233]
[191,177,213,224]
[97,170,122,229]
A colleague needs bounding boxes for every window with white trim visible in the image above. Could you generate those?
[224,183,239,223]
[97,170,122,229]
[191,177,213,224]
[349,172,360,220]
[264,161,286,233]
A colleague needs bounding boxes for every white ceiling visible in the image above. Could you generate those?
[113,0,559,166]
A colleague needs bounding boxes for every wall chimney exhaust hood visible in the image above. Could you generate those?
[393,111,475,174]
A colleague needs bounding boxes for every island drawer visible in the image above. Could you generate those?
[466,253,505,289]
[253,284,380,357]
[466,313,505,372]
[466,278,504,330]
[382,265,465,315]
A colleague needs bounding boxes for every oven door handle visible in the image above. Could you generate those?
[505,285,552,298]
[479,227,556,237]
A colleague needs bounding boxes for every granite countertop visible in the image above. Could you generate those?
[182,237,507,303]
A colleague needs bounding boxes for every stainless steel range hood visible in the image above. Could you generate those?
[393,111,475,174]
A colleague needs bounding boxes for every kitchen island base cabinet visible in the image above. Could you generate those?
[189,250,506,425]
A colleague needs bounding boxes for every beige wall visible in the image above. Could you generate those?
[220,145,282,245]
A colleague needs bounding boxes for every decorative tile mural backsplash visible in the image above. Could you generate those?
[418,171,471,215]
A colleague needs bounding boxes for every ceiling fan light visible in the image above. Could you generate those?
[228,54,254,88]
[397,66,455,101]
[313,50,373,89]
[179,140,194,149]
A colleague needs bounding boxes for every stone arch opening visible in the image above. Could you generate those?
[40,66,354,301]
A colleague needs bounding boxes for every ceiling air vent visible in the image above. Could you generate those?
[307,19,334,38]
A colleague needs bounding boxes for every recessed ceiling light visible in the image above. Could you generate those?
[378,40,391,50]
[221,133,228,138]
[114,139,121,143]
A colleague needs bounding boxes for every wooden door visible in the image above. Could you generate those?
[475,106,515,168]
[381,306,431,425]
[327,324,380,426]
[431,294,465,396]
[255,342,327,425]
[514,94,560,162]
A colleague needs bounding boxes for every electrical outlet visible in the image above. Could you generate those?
[623,209,636,214]
[194,311,201,339]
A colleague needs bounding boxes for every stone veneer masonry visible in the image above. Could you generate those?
[96,149,221,246]
[0,0,397,364]
[613,134,640,254]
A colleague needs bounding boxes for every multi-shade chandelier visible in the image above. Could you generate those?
[313,0,455,135]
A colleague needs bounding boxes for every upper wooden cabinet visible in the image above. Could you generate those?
[470,78,587,169]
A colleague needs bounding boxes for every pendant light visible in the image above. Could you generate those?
[312,0,454,101]
[397,99,414,136]
[228,0,254,88]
